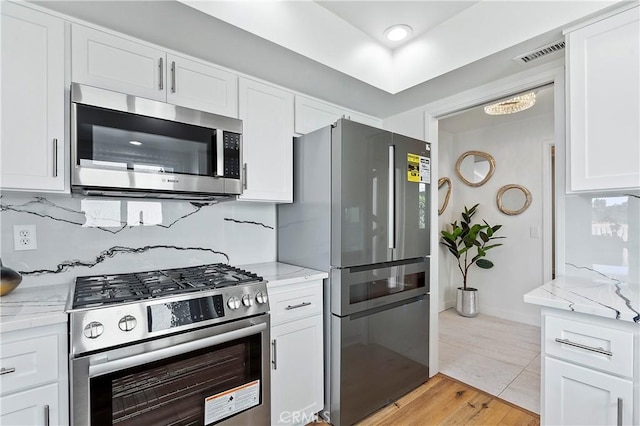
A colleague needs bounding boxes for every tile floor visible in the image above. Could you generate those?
[438,308,541,414]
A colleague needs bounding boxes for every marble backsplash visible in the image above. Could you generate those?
[0,193,276,289]
[564,191,640,287]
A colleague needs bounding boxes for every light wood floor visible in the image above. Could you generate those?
[355,373,540,426]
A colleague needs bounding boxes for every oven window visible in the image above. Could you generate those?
[349,271,425,304]
[76,104,214,177]
[90,334,262,426]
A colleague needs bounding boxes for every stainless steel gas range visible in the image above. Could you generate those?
[66,263,270,426]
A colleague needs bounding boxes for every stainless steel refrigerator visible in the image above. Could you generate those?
[278,119,430,426]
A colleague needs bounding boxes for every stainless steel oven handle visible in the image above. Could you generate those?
[89,321,267,377]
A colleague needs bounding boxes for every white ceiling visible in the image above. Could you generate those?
[178,0,619,93]
[315,1,479,49]
[33,1,624,117]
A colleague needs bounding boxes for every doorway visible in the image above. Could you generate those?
[435,84,556,413]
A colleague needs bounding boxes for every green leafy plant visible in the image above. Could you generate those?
[440,204,504,290]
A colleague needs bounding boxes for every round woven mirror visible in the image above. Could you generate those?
[438,177,452,215]
[455,151,496,187]
[497,184,532,215]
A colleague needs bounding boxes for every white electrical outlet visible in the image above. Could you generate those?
[13,224,37,251]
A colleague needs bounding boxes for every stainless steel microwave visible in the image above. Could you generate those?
[71,83,243,200]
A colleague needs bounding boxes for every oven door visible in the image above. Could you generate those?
[71,315,270,426]
[330,257,429,317]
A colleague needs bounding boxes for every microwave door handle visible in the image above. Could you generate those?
[215,131,224,177]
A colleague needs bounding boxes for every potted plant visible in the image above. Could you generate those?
[440,204,504,317]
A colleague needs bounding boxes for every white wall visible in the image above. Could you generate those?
[437,130,456,311]
[0,194,277,289]
[438,112,553,325]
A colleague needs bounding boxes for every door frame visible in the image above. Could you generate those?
[421,59,566,375]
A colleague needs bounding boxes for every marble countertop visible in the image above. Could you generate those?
[0,283,70,333]
[524,276,640,323]
[239,261,327,288]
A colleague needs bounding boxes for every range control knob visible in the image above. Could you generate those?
[255,291,268,305]
[227,296,241,310]
[241,294,254,307]
[118,315,137,332]
[83,321,104,339]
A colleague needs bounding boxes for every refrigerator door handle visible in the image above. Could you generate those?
[388,145,395,250]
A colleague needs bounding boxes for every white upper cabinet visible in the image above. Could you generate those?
[72,25,238,116]
[239,78,294,203]
[566,6,640,191]
[294,95,382,135]
[72,24,165,102]
[1,2,66,192]
[166,54,238,118]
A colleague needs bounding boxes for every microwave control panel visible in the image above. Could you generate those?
[223,132,241,179]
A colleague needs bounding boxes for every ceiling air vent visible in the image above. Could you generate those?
[514,40,565,64]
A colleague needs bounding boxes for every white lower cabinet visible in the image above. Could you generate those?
[541,308,638,425]
[0,323,68,425]
[271,315,324,425]
[545,357,633,425]
[0,383,59,426]
[268,279,324,425]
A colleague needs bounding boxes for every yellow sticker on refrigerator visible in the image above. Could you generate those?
[407,153,430,184]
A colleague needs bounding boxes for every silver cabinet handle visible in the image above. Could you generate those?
[159,57,164,90]
[171,61,176,93]
[52,139,58,177]
[44,405,50,426]
[387,145,395,249]
[271,339,277,370]
[243,163,248,190]
[0,367,16,375]
[285,302,311,310]
[617,397,622,426]
[554,338,613,356]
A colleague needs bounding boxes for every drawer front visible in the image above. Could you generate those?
[268,281,323,325]
[0,334,59,395]
[545,315,634,377]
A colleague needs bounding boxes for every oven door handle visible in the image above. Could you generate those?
[88,321,267,377]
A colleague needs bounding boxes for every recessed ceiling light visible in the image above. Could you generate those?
[384,25,412,42]
[129,141,142,146]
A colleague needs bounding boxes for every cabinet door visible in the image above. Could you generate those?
[567,7,640,191]
[72,24,166,101]
[271,315,323,425]
[1,3,65,191]
[544,357,633,425]
[294,95,345,135]
[348,111,383,129]
[0,383,59,426]
[166,54,238,117]
[238,78,294,202]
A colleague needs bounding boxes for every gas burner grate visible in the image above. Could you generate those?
[72,263,263,309]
